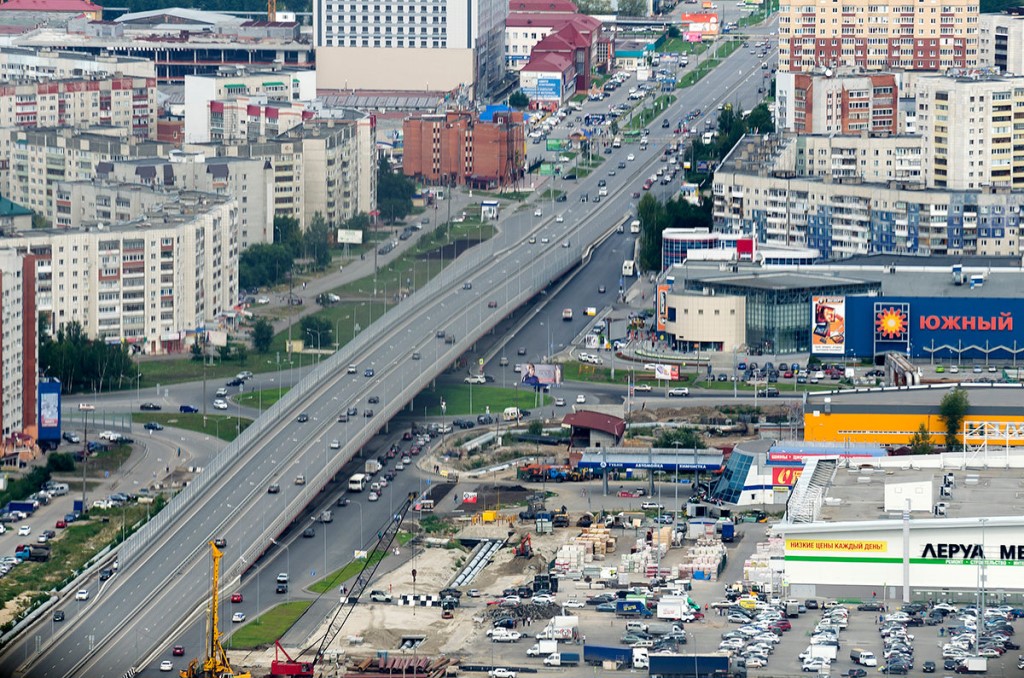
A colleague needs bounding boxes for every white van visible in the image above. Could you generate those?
[49,483,69,496]
[502,407,522,422]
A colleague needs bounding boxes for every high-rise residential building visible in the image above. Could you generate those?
[403,110,526,188]
[0,127,172,224]
[0,247,36,437]
[778,0,978,74]
[314,0,507,99]
[775,71,900,134]
[0,75,157,138]
[93,154,275,250]
[1,192,238,355]
[191,117,377,229]
[915,73,1024,190]
[713,134,1024,258]
[979,11,1024,75]
[183,69,317,144]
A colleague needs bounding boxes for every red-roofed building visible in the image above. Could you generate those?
[562,410,626,448]
[506,12,603,86]
[0,0,102,27]
[519,52,576,108]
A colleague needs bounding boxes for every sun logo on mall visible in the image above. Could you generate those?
[876,306,908,340]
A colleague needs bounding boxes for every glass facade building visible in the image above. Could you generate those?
[680,273,879,355]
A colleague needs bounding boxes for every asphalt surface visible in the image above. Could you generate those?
[5,17,781,678]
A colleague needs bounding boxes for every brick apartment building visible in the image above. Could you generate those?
[403,110,526,189]
[776,71,899,134]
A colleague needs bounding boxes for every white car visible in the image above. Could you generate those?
[488,669,517,678]
[555,215,564,223]
[541,237,550,244]
[533,594,556,604]
[330,439,341,449]
[231,611,246,623]
[633,384,652,392]
[368,491,379,502]
[627,153,636,161]
[500,596,521,606]
[159,660,174,672]
[576,394,586,403]
[640,501,664,510]
[256,296,270,305]
[75,589,89,601]
[533,208,543,217]
[564,598,585,609]
[213,399,228,410]
[17,525,30,536]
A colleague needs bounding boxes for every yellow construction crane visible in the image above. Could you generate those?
[268,0,276,22]
[180,542,252,678]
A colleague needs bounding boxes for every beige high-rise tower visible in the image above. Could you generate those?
[778,0,979,73]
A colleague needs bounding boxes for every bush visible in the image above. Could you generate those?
[47,453,75,473]
[0,467,50,507]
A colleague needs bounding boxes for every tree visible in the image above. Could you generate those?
[377,157,415,223]
[238,243,294,290]
[667,25,681,39]
[251,318,274,353]
[528,420,544,436]
[274,215,303,257]
[909,424,934,455]
[508,90,530,109]
[304,212,332,269]
[745,103,775,134]
[575,0,613,12]
[300,315,333,349]
[637,192,666,271]
[38,321,135,394]
[938,387,970,451]
[617,0,647,16]
[655,427,705,450]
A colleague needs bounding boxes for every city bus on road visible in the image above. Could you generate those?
[348,473,368,492]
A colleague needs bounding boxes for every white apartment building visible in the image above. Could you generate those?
[979,12,1024,75]
[94,153,275,250]
[0,47,156,81]
[0,248,26,436]
[0,128,172,224]
[915,73,1024,190]
[714,134,1024,259]
[313,0,507,98]
[183,68,317,143]
[2,193,238,355]
[190,117,377,229]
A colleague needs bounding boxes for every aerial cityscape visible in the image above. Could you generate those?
[1,0,1023,676]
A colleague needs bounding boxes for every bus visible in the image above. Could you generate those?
[630,220,641,234]
[622,260,636,277]
[348,473,368,492]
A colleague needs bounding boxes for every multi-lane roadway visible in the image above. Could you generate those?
[4,19,776,678]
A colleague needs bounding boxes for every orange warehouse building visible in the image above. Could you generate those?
[804,384,1024,447]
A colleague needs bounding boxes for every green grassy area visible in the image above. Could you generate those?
[657,38,709,56]
[411,383,552,417]
[227,601,313,649]
[309,550,386,595]
[474,190,532,202]
[625,95,678,131]
[138,359,261,390]
[130,412,253,442]
[234,389,289,410]
[85,442,134,476]
[562,361,699,387]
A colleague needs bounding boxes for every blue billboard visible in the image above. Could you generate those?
[832,297,1024,360]
[524,76,562,101]
[38,378,62,447]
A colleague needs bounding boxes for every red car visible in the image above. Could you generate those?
[488,301,498,308]
[172,645,185,656]
[55,520,67,529]
[230,592,243,603]
[617,490,644,498]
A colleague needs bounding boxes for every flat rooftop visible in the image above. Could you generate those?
[819,464,1024,523]
[806,383,1024,416]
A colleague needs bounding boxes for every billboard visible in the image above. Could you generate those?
[811,296,846,355]
[654,364,679,380]
[835,296,1024,360]
[336,228,364,245]
[771,466,804,486]
[522,75,562,101]
[518,363,562,387]
[657,284,670,331]
[539,163,557,176]
[546,139,569,152]
[38,380,61,434]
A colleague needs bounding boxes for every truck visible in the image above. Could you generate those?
[364,460,382,476]
[584,645,632,667]
[616,600,653,618]
[526,640,558,657]
[956,657,988,674]
[721,522,735,542]
[648,653,740,678]
[543,652,580,667]
[646,622,684,636]
[807,645,837,661]
[535,615,577,640]
[785,600,801,617]
[7,501,37,516]
[657,599,691,621]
